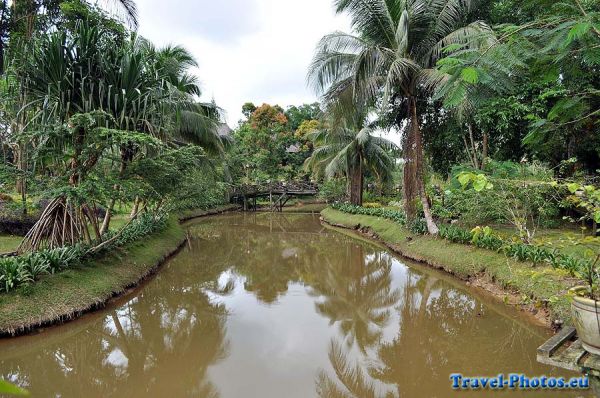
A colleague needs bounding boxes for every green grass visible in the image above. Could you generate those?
[109,215,130,231]
[321,208,579,324]
[0,217,186,335]
[0,235,21,254]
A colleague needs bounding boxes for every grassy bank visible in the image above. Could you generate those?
[0,205,239,336]
[321,208,580,326]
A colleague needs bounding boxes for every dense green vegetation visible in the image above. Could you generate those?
[0,0,599,334]
[300,0,600,301]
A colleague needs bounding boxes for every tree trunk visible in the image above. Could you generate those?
[130,196,140,218]
[407,96,438,235]
[349,157,363,206]
[467,124,480,169]
[100,145,133,234]
[403,112,418,223]
[462,135,477,169]
[481,130,489,168]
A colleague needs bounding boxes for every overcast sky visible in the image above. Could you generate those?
[136,0,351,127]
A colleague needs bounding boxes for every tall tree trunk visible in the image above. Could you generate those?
[403,113,418,223]
[481,130,489,168]
[349,157,363,206]
[467,124,480,169]
[407,96,438,235]
[100,145,133,235]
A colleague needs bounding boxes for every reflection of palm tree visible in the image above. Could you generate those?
[369,271,539,398]
[310,245,400,353]
[316,340,381,398]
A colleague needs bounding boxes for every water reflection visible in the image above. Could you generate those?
[0,213,585,397]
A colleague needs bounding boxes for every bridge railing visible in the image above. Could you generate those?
[232,182,319,196]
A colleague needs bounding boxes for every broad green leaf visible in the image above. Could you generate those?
[567,183,580,194]
[461,67,479,84]
[457,173,472,188]
[594,211,600,224]
[0,380,29,396]
[473,175,488,192]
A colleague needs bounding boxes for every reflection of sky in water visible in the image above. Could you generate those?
[0,213,586,398]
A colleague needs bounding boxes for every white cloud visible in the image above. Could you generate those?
[136,0,350,126]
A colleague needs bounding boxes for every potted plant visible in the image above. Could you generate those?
[570,253,600,355]
[565,183,600,355]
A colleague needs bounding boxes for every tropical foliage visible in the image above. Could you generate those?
[0,2,228,255]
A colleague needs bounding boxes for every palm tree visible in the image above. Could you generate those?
[305,111,397,206]
[17,22,224,250]
[308,0,494,234]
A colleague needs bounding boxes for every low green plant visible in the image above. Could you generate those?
[39,247,80,273]
[20,253,50,280]
[331,203,407,225]
[0,258,28,292]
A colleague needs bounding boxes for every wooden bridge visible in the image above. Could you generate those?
[231,182,319,212]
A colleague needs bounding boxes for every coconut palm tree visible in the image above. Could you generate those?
[305,106,397,206]
[308,0,494,233]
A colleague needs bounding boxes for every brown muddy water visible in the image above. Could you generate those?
[0,213,590,397]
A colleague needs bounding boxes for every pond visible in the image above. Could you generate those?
[0,213,586,397]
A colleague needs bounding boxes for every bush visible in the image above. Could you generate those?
[332,203,407,225]
[0,212,39,236]
[21,253,51,280]
[318,180,347,202]
[363,202,383,208]
[443,169,562,236]
[39,247,80,273]
[0,257,29,292]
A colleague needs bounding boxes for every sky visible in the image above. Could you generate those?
[136,0,351,127]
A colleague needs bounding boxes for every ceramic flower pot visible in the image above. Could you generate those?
[571,286,600,356]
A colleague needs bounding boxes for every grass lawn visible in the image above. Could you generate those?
[0,235,22,254]
[321,208,581,325]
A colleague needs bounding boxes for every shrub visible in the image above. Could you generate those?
[332,203,407,225]
[318,180,347,202]
[20,253,50,280]
[39,247,80,273]
[363,202,383,209]
[0,257,29,292]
